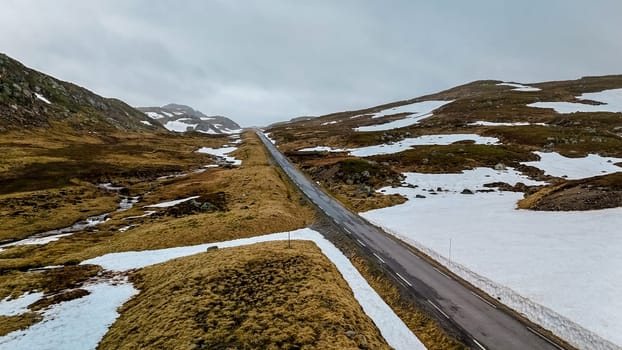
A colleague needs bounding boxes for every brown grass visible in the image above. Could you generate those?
[0,265,101,299]
[99,241,391,350]
[0,183,119,242]
[517,183,566,209]
[0,312,42,336]
[0,126,232,242]
[0,131,314,273]
[0,132,318,338]
[518,172,622,210]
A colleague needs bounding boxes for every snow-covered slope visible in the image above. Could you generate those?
[138,104,241,134]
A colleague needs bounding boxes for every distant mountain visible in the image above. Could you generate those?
[138,104,241,134]
[0,53,161,133]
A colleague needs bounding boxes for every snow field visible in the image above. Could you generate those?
[360,168,622,349]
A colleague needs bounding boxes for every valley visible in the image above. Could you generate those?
[1,50,621,350]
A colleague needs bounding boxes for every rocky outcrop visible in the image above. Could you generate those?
[0,53,160,133]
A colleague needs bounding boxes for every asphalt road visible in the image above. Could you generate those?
[256,130,568,350]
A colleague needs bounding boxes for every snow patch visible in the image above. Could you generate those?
[521,151,622,179]
[528,88,622,114]
[98,183,123,191]
[321,120,338,125]
[263,132,276,144]
[469,121,547,127]
[196,146,242,166]
[144,111,164,119]
[34,93,51,104]
[164,120,198,132]
[354,100,453,132]
[140,120,152,126]
[497,82,541,92]
[0,280,137,350]
[144,196,200,208]
[0,292,44,316]
[221,128,243,134]
[118,196,140,211]
[122,211,156,220]
[196,128,219,135]
[298,146,348,153]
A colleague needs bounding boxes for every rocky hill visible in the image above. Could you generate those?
[267,75,622,211]
[138,104,241,134]
[0,53,161,133]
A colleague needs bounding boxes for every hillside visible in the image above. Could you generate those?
[266,75,622,349]
[138,104,241,134]
[267,75,622,212]
[0,53,160,133]
[2,54,436,350]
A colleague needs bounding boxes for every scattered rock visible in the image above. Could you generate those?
[461,189,474,194]
[494,163,507,171]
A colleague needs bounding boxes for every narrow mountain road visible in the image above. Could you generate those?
[256,130,569,350]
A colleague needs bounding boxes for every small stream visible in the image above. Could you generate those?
[0,186,140,251]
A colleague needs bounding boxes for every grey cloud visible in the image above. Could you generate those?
[1,0,621,126]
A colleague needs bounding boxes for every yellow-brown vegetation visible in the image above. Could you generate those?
[0,312,41,336]
[99,241,391,350]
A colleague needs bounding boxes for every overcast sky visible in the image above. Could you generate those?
[1,1,621,126]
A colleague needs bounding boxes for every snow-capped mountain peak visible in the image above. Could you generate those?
[138,104,241,134]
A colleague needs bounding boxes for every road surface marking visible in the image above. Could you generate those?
[356,239,366,247]
[472,338,487,350]
[433,267,450,279]
[427,300,450,319]
[344,228,352,235]
[527,327,565,350]
[395,273,413,287]
[470,291,497,309]
[373,253,386,264]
